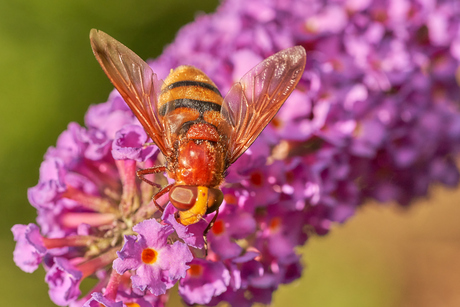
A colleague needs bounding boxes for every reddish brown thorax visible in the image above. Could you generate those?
[171,139,225,188]
[186,123,220,142]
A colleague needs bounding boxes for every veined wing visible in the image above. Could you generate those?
[90,29,170,156]
[221,46,306,164]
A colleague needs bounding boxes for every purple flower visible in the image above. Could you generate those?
[178,258,230,305]
[11,224,47,273]
[85,91,135,140]
[13,0,460,305]
[83,291,159,307]
[83,292,124,307]
[207,207,256,260]
[45,257,83,306]
[255,206,307,260]
[112,124,158,162]
[113,219,193,295]
[27,157,67,210]
[162,204,207,249]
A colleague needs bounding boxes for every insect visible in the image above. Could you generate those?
[90,29,306,230]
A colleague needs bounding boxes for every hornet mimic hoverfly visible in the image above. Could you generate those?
[90,29,306,232]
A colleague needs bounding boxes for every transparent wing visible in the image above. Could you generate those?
[90,29,170,156]
[221,46,306,164]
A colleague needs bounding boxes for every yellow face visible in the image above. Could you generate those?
[177,186,208,225]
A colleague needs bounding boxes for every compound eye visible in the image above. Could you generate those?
[206,188,224,214]
[169,186,198,211]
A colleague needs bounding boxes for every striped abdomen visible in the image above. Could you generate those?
[160,66,228,187]
[159,66,225,141]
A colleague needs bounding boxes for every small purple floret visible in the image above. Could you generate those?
[11,224,46,273]
[112,124,157,161]
[113,219,193,296]
[45,257,82,306]
[179,258,230,305]
[162,204,207,249]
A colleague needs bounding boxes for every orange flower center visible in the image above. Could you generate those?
[269,217,281,232]
[211,220,225,235]
[270,116,282,129]
[187,264,203,277]
[224,194,238,205]
[125,303,141,307]
[141,248,158,264]
[249,171,264,187]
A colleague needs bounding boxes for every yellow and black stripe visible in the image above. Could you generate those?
[158,66,224,117]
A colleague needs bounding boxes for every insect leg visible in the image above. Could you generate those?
[142,142,156,148]
[203,210,219,256]
[136,166,166,188]
[137,166,171,212]
[151,183,173,213]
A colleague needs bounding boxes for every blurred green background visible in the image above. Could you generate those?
[2,1,460,306]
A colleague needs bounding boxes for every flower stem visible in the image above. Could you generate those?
[104,269,123,301]
[60,212,117,228]
[77,247,119,279]
[63,185,118,214]
[42,235,97,249]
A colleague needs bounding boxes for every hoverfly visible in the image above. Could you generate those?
[90,29,306,230]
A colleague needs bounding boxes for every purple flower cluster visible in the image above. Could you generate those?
[13,0,460,306]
